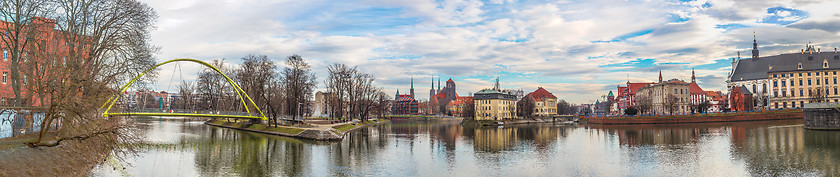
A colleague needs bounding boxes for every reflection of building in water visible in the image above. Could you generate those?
[612,127,705,147]
[517,126,560,149]
[731,125,840,176]
[473,127,517,152]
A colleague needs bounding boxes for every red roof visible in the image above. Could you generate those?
[626,82,655,95]
[447,96,473,106]
[705,91,723,101]
[689,82,705,94]
[446,78,454,83]
[527,87,556,102]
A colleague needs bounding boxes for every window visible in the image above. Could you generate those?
[782,91,786,97]
[800,89,804,97]
[800,79,803,86]
[774,91,778,97]
[826,72,830,75]
[818,79,821,85]
[809,79,812,85]
[2,50,6,61]
[809,72,812,76]
[774,81,778,87]
[835,77,838,84]
[793,102,797,108]
[800,73,803,76]
[783,102,787,108]
[782,80,786,87]
[773,74,777,77]
[818,72,821,76]
[827,79,830,85]
[1,72,5,84]
[791,73,794,77]
[801,101,804,107]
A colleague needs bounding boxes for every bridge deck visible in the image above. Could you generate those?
[105,112,265,120]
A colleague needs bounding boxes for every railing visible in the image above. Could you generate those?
[105,109,265,119]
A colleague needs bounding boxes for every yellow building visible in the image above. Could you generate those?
[766,47,840,108]
[526,87,557,117]
[474,89,517,120]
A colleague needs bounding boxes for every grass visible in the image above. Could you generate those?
[333,124,356,132]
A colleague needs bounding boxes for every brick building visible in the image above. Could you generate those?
[1,16,70,106]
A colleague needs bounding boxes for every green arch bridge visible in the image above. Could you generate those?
[100,58,267,120]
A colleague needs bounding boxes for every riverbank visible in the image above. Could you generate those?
[587,109,803,124]
[0,132,115,177]
[205,119,389,141]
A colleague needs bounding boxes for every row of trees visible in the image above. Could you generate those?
[170,55,392,126]
[0,0,159,147]
[170,55,317,126]
[323,64,390,121]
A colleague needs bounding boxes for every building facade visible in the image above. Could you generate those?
[615,81,656,113]
[526,87,557,117]
[727,37,769,110]
[636,78,691,115]
[730,85,753,112]
[445,96,473,117]
[764,46,840,109]
[474,89,517,120]
[393,78,420,115]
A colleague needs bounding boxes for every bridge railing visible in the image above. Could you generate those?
[108,109,256,117]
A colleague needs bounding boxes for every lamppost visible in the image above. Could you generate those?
[296,102,302,121]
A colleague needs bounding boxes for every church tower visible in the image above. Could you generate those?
[429,75,436,100]
[658,70,663,83]
[691,68,696,83]
[752,33,760,60]
[410,76,415,99]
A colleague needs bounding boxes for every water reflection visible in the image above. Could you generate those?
[92,118,840,176]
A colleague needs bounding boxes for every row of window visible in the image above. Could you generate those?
[774,100,840,109]
[773,87,838,97]
[772,71,839,78]
[772,77,838,87]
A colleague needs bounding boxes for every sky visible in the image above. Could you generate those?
[140,0,840,104]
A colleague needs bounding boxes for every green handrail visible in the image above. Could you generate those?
[100,58,266,120]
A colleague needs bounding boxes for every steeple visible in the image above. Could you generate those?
[658,70,663,83]
[691,68,696,83]
[430,75,436,100]
[752,32,759,60]
[410,76,415,98]
[437,77,441,91]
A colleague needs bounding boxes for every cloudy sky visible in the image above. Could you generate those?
[141,0,840,104]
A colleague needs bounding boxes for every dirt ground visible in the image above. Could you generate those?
[0,132,114,177]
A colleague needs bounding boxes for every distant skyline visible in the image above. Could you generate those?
[142,0,840,104]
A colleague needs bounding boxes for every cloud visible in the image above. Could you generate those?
[140,0,840,104]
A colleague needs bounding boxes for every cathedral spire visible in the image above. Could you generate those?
[691,68,696,83]
[659,70,663,83]
[752,32,759,59]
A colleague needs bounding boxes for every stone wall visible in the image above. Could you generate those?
[804,108,840,130]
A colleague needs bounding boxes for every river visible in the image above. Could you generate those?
[89,117,840,176]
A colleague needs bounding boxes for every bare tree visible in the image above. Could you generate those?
[809,89,825,103]
[556,99,571,115]
[281,55,316,121]
[176,81,194,111]
[25,0,158,148]
[517,97,535,119]
[462,99,475,120]
[636,96,652,115]
[664,94,679,115]
[0,0,51,106]
[373,91,391,119]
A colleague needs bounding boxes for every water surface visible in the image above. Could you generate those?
[91,118,840,176]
